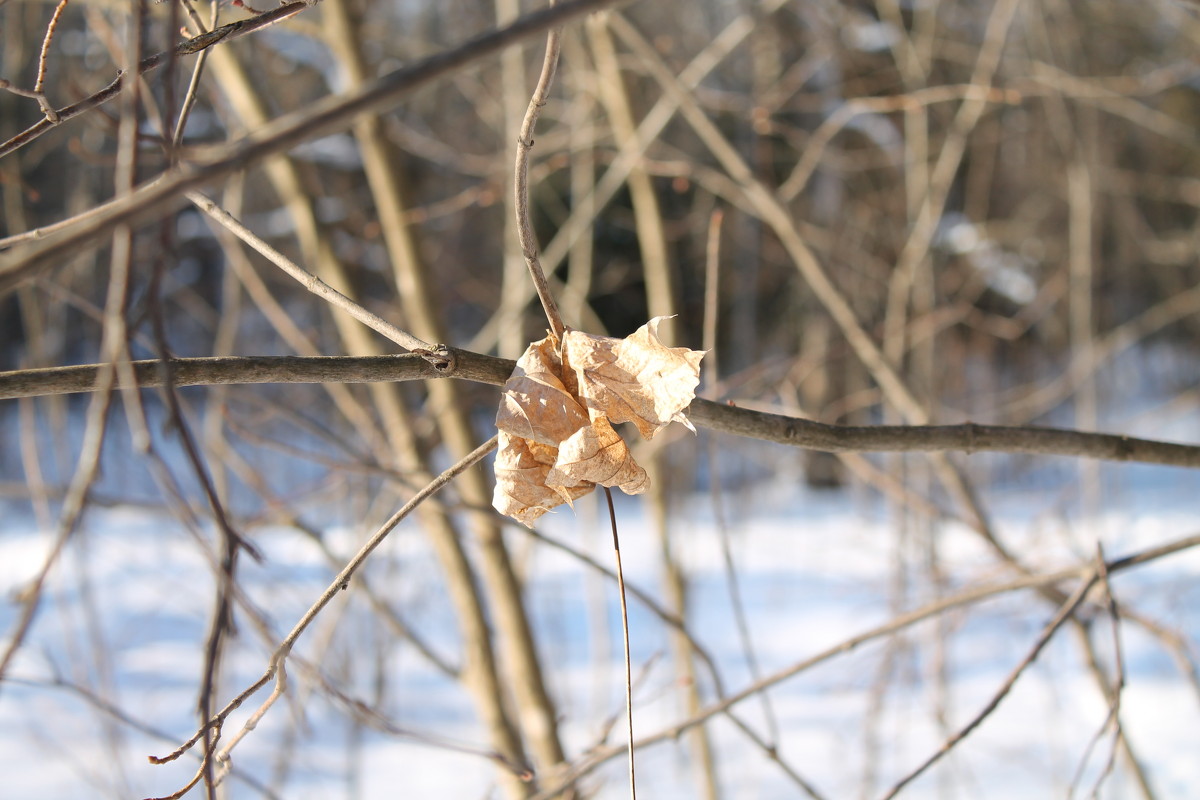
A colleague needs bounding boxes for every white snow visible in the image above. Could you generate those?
[1,459,1198,799]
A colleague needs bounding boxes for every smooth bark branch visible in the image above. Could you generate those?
[0,352,510,398]
[683,399,1200,467]
[514,15,566,340]
[3,353,1200,468]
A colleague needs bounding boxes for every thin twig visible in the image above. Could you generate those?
[515,5,566,340]
[702,208,723,384]
[469,0,787,354]
[603,487,637,800]
[517,519,827,799]
[204,194,396,463]
[0,0,628,295]
[526,531,1200,799]
[161,227,252,800]
[186,192,440,357]
[1067,546,1127,799]
[702,206,779,747]
[303,668,531,773]
[8,675,281,798]
[32,0,69,121]
[0,2,68,120]
[172,0,219,151]
[148,435,502,787]
[877,569,1100,800]
[0,0,312,160]
[0,373,115,687]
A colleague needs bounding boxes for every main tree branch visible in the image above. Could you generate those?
[3,353,1199,468]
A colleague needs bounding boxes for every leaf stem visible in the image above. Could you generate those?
[604,487,637,800]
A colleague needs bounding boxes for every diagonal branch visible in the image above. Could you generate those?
[0,0,312,159]
[148,435,506,792]
[187,191,436,356]
[0,0,629,297]
[879,567,1099,799]
[526,531,1200,800]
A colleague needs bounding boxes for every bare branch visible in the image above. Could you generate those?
[879,569,1099,799]
[514,12,566,340]
[527,532,1200,800]
[187,191,437,356]
[684,399,1200,468]
[33,0,69,121]
[150,435,504,787]
[0,0,312,159]
[4,354,1200,468]
[0,0,629,296]
[0,353,508,399]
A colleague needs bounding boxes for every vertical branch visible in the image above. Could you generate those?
[881,0,1022,368]
[31,0,68,122]
[588,11,674,336]
[1071,624,1158,799]
[1067,547,1127,799]
[466,4,768,353]
[592,17,719,797]
[1068,150,1098,512]
[701,208,723,381]
[515,10,566,341]
[172,0,218,152]
[701,206,781,752]
[323,2,572,794]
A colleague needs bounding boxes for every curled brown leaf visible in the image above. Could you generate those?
[492,318,704,525]
[493,432,592,526]
[546,417,648,494]
[563,317,705,438]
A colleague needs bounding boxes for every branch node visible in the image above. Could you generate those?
[40,102,61,125]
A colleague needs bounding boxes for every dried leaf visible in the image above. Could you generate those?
[492,432,591,526]
[496,336,590,446]
[563,316,705,439]
[492,320,703,525]
[546,416,648,495]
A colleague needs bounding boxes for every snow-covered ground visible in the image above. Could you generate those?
[2,442,1198,799]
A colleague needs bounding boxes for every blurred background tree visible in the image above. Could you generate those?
[2,0,1200,797]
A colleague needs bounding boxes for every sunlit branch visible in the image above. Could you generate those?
[4,353,1200,468]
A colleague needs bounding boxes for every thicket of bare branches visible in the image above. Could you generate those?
[2,0,1199,797]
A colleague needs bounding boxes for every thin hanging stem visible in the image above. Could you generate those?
[604,487,637,800]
